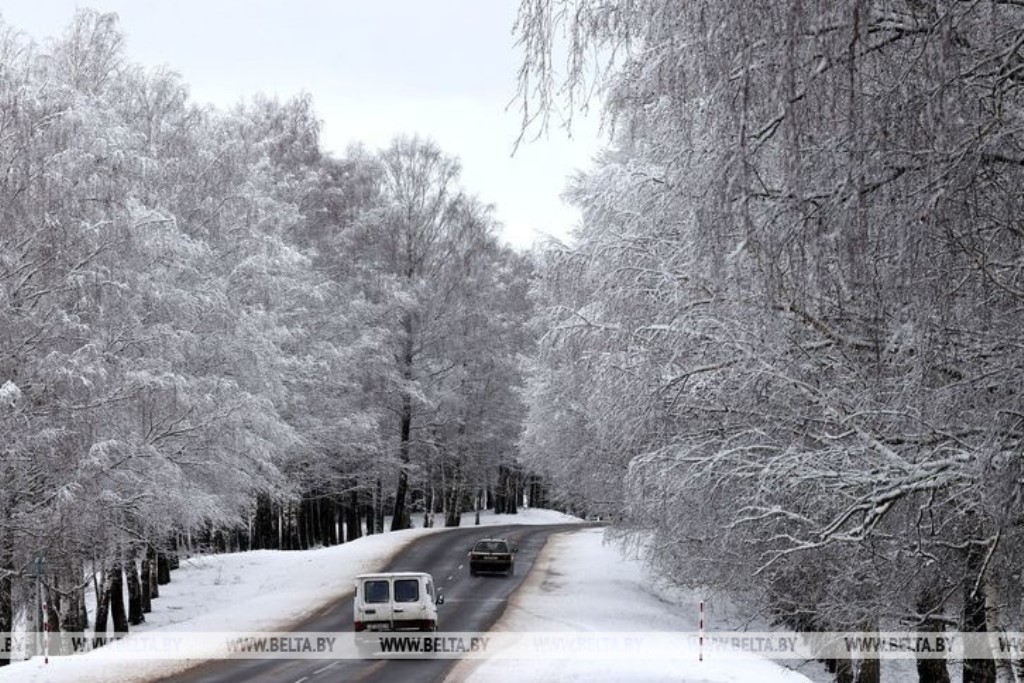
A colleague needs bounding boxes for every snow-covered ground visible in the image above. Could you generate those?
[1,511,828,683]
[0,508,579,683]
[447,527,814,683]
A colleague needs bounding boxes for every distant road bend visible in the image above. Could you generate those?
[157,523,582,683]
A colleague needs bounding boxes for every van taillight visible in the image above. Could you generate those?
[354,621,364,632]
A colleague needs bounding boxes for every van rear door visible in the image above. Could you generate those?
[359,577,393,629]
[391,576,423,626]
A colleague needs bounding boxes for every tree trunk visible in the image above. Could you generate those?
[306,496,315,548]
[915,642,951,682]
[296,500,307,550]
[141,550,153,613]
[44,583,61,654]
[508,467,520,514]
[297,497,309,549]
[963,544,996,683]
[157,551,171,585]
[92,569,111,649]
[109,561,129,637]
[254,493,275,549]
[59,568,87,653]
[126,553,145,626]
[78,586,88,633]
[445,502,461,527]
[318,496,326,546]
[147,545,160,599]
[0,540,11,668]
[494,466,507,514]
[985,582,1016,683]
[855,656,879,683]
[852,620,880,683]
[423,471,435,528]
[322,495,338,546]
[345,489,361,542]
[834,658,854,683]
[527,474,546,508]
[169,537,180,570]
[364,496,376,537]
[390,396,413,531]
[495,464,520,514]
[915,588,950,683]
[66,571,87,631]
[391,329,415,531]
[374,479,385,533]
[444,463,463,527]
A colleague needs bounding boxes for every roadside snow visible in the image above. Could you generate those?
[447,527,814,683]
[1,513,824,683]
[0,508,581,683]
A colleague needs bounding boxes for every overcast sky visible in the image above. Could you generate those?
[2,0,602,248]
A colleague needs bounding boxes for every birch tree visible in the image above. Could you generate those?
[344,137,473,530]
[1,10,315,648]
[518,3,1024,680]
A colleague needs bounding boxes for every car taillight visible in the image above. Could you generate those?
[354,621,364,632]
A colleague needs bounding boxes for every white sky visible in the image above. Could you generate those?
[1,1,602,248]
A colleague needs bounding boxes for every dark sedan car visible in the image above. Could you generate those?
[468,538,517,576]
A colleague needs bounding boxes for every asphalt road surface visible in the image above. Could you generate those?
[156,523,580,683]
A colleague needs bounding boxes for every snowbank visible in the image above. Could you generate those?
[447,527,813,683]
[0,508,582,683]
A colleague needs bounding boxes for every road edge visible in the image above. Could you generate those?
[442,525,602,682]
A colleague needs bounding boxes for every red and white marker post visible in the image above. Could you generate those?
[698,600,704,662]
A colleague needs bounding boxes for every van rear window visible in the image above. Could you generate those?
[364,580,390,604]
[394,578,420,603]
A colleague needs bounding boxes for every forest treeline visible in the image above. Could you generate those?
[517,2,1024,682]
[0,10,540,651]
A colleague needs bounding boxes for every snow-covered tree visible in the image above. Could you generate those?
[342,136,534,530]
[0,6,538,661]
[518,3,1024,681]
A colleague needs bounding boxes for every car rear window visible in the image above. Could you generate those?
[475,541,508,553]
[364,579,390,604]
[394,578,420,603]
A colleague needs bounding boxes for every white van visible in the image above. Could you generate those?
[353,572,444,632]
